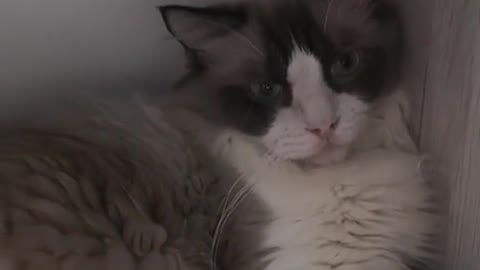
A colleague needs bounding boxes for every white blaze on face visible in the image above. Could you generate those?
[287,47,335,130]
[260,46,369,163]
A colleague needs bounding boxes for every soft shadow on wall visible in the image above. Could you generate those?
[0,0,217,112]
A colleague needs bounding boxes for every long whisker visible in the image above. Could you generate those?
[323,0,335,33]
[210,172,248,270]
[210,150,273,270]
[224,180,253,218]
[212,181,253,270]
[211,172,245,267]
[217,172,243,214]
[207,20,265,57]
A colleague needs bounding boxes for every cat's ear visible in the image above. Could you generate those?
[159,5,247,50]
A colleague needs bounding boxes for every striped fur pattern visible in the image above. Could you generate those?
[0,97,273,270]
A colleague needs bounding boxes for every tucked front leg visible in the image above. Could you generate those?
[123,219,168,257]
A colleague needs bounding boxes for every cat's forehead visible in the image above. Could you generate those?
[198,0,399,87]
[249,0,383,48]
[253,1,325,42]
[232,1,330,75]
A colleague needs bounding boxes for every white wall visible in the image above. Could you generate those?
[0,0,213,110]
[418,0,480,268]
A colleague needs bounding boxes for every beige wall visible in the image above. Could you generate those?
[404,0,480,269]
[0,0,194,108]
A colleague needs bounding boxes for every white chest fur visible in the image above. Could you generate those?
[214,134,436,270]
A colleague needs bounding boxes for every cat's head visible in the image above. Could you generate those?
[160,0,403,165]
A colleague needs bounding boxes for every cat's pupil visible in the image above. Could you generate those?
[259,83,273,95]
[331,51,360,80]
[249,82,281,103]
[340,55,353,69]
[339,53,356,71]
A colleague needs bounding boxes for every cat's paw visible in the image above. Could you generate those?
[123,221,168,257]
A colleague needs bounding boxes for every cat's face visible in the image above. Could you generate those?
[161,0,402,165]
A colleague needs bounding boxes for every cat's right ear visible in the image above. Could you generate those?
[159,5,247,51]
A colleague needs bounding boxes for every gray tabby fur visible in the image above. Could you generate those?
[0,94,273,270]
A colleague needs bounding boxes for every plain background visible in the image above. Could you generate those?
[0,0,212,109]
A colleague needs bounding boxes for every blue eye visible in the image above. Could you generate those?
[331,51,361,79]
[250,82,282,101]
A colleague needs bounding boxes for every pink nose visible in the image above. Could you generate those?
[305,119,339,137]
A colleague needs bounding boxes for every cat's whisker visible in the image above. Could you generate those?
[210,171,246,270]
[210,151,269,270]
[207,20,265,57]
[211,179,253,270]
[323,0,335,33]
[217,171,244,214]
[232,31,265,57]
[121,184,143,213]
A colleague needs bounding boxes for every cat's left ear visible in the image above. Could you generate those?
[159,5,247,51]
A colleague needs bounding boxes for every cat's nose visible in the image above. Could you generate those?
[305,119,339,137]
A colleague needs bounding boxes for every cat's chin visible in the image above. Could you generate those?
[262,143,351,168]
[302,145,350,168]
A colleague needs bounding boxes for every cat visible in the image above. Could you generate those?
[0,92,275,270]
[160,0,439,269]
[0,0,439,270]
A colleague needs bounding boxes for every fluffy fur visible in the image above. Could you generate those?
[212,92,438,270]
[0,0,439,270]
[161,0,403,165]
[0,96,273,270]
[162,0,439,269]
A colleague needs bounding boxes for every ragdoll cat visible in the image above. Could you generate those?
[160,0,439,269]
[0,0,438,270]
